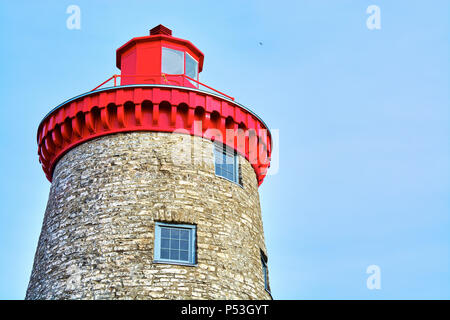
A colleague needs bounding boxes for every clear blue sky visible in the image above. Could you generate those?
[0,0,448,299]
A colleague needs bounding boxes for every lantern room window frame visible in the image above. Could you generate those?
[161,46,199,88]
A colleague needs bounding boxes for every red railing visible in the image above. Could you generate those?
[91,73,235,101]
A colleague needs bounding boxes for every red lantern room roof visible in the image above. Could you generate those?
[37,25,272,186]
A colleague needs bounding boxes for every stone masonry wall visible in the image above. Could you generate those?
[26,132,271,300]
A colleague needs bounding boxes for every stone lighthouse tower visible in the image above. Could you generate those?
[26,25,273,300]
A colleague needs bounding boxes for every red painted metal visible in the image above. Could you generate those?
[150,24,172,36]
[37,85,271,185]
[116,26,204,86]
[37,26,272,185]
[91,75,115,91]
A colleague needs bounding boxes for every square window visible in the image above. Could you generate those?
[154,222,196,265]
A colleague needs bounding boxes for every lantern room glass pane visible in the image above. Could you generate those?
[162,47,184,75]
[185,53,198,87]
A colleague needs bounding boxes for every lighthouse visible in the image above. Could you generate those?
[26,25,273,300]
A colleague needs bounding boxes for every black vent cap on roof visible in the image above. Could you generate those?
[150,25,172,36]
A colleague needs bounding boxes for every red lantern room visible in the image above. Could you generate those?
[37,25,272,185]
[116,24,204,88]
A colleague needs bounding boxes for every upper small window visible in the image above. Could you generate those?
[162,47,184,75]
[214,143,241,185]
[154,222,196,265]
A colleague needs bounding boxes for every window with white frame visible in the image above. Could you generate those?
[214,143,241,185]
[154,222,196,265]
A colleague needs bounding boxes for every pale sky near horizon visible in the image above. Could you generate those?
[0,0,448,299]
